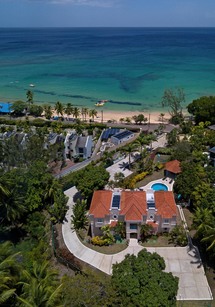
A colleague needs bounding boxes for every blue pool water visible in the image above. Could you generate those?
[151,183,168,191]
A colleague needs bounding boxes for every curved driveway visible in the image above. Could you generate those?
[62,187,213,301]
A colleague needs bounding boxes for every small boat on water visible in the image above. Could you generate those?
[95,99,108,107]
[95,102,105,107]
[29,84,35,87]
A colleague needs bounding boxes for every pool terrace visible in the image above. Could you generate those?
[139,178,174,192]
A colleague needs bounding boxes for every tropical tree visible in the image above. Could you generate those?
[72,107,80,119]
[134,135,148,155]
[81,107,88,121]
[29,104,43,117]
[159,112,165,123]
[11,100,27,117]
[89,109,98,121]
[18,261,63,307]
[71,199,88,231]
[111,249,178,307]
[61,272,110,307]
[113,222,126,239]
[101,225,115,245]
[125,117,131,124]
[169,225,187,247]
[26,90,34,107]
[43,105,53,120]
[161,87,185,124]
[64,102,73,118]
[73,164,109,201]
[187,96,215,125]
[139,224,153,242]
[166,128,179,147]
[201,224,215,251]
[192,207,213,237]
[0,241,20,305]
[54,101,64,118]
[121,143,138,169]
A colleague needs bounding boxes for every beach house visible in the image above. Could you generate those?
[64,131,93,160]
[89,189,178,240]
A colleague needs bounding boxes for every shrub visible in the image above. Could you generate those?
[91,236,108,246]
[154,162,164,171]
[129,171,148,189]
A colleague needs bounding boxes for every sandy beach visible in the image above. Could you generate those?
[51,109,170,124]
[99,110,170,124]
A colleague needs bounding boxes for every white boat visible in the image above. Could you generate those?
[95,102,104,107]
[29,84,35,87]
[95,99,108,107]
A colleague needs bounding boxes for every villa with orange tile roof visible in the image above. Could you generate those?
[89,189,178,239]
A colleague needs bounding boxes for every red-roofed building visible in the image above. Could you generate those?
[89,189,178,239]
[164,160,181,179]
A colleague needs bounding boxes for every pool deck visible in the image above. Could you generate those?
[139,178,174,191]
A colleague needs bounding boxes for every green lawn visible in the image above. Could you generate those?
[136,169,164,188]
[141,234,175,247]
[81,240,128,254]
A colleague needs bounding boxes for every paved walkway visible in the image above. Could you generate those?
[62,187,213,301]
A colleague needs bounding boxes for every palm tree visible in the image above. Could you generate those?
[134,135,149,155]
[18,261,63,307]
[54,101,64,118]
[159,113,165,123]
[26,90,34,107]
[72,107,80,119]
[0,242,20,305]
[71,199,88,231]
[81,107,88,121]
[43,105,53,120]
[0,178,10,199]
[121,143,138,169]
[64,103,73,119]
[201,224,215,251]
[139,224,153,242]
[192,207,213,236]
[125,117,131,124]
[89,109,98,122]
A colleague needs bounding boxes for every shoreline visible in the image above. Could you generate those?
[99,110,170,124]
[51,109,171,124]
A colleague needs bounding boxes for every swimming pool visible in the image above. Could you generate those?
[151,183,168,191]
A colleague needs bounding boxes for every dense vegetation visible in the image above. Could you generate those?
[1,90,215,305]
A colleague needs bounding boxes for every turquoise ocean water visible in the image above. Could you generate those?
[1,27,215,113]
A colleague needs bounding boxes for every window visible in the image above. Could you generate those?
[150,215,154,220]
[130,224,137,230]
[97,218,103,223]
[164,219,169,224]
[113,215,117,219]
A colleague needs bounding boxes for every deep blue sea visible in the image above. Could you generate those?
[1,27,215,112]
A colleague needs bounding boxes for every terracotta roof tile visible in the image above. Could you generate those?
[154,191,177,218]
[110,221,118,228]
[89,190,112,218]
[120,191,147,221]
[146,221,158,229]
[165,160,181,174]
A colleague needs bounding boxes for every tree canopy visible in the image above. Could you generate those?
[187,96,215,124]
[161,88,185,124]
[111,249,178,307]
[73,164,110,201]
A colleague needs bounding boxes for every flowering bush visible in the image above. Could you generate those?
[129,171,148,189]
[91,236,109,246]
